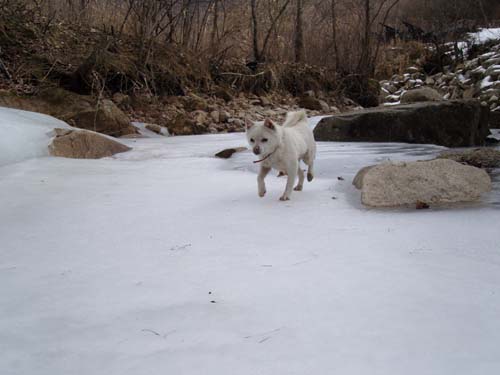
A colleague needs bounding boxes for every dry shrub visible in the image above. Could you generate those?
[3,0,498,105]
[337,74,380,108]
[375,41,428,78]
[213,60,336,96]
[279,64,337,95]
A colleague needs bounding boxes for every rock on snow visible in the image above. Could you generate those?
[313,100,490,147]
[353,159,492,207]
[49,128,131,159]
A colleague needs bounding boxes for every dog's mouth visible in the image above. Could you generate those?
[253,148,278,164]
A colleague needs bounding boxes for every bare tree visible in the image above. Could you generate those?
[210,0,219,49]
[294,0,304,62]
[250,0,291,62]
[250,0,260,61]
[330,0,340,69]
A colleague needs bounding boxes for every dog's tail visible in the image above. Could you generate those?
[282,110,307,128]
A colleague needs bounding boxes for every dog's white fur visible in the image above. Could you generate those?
[246,111,316,201]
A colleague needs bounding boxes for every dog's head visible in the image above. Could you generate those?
[245,118,280,156]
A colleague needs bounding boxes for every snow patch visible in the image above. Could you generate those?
[384,101,401,106]
[468,28,500,44]
[480,75,494,89]
[0,107,71,167]
[133,122,170,138]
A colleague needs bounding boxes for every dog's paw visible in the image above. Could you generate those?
[307,173,314,182]
[294,185,303,191]
[258,190,266,197]
[279,195,290,201]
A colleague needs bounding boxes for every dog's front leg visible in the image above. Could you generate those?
[258,166,271,197]
[280,161,298,201]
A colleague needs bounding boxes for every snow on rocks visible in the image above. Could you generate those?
[485,65,500,78]
[145,123,169,136]
[0,106,70,166]
[380,39,500,114]
[468,28,500,44]
[481,75,495,89]
[0,106,131,166]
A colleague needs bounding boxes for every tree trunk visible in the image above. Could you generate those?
[331,0,339,69]
[211,0,219,49]
[294,0,304,63]
[358,0,372,75]
[250,0,260,62]
[167,0,175,44]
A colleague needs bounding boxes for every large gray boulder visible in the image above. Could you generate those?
[314,100,490,147]
[438,148,500,168]
[400,87,443,103]
[353,159,492,208]
[49,128,131,159]
[298,96,323,111]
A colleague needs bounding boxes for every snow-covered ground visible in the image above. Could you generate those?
[1,112,500,375]
[0,107,70,167]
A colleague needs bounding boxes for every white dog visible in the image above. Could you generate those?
[246,111,316,201]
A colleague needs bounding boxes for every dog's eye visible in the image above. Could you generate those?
[250,138,255,143]
[261,138,268,142]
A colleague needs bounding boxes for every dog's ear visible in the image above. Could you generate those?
[264,118,275,130]
[245,118,254,129]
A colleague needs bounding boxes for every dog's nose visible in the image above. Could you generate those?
[253,146,261,155]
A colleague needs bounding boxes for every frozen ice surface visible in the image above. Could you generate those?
[1,113,500,375]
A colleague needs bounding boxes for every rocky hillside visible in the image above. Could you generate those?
[0,85,349,137]
[380,33,500,127]
[0,8,348,138]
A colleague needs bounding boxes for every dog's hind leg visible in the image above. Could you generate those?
[304,155,315,182]
[280,161,298,201]
[294,166,304,191]
[307,163,314,182]
[307,158,314,182]
[258,166,271,197]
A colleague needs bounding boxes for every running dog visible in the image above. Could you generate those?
[245,111,316,201]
